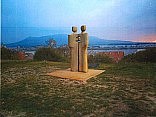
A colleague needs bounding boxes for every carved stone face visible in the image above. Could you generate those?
[81,25,86,32]
[72,26,77,33]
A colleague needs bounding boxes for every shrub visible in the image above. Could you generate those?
[121,47,156,63]
[88,54,113,64]
[57,46,70,62]
[34,47,66,62]
[1,47,19,60]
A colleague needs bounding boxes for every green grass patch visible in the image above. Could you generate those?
[103,63,156,79]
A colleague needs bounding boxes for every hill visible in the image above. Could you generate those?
[6,34,68,47]
[6,34,133,47]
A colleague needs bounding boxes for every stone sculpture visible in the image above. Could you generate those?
[68,25,88,72]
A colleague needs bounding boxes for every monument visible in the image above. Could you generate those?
[47,25,105,81]
[68,25,88,72]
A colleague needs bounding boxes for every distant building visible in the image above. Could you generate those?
[98,51,124,62]
[17,52,25,60]
[17,51,34,60]
[25,53,34,60]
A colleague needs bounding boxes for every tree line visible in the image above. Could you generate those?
[1,38,156,63]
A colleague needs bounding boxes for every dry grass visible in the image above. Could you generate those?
[1,61,156,117]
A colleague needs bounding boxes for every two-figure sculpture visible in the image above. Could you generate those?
[68,25,88,73]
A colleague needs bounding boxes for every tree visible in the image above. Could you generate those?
[1,47,19,60]
[46,39,56,48]
[34,47,65,62]
[121,47,156,63]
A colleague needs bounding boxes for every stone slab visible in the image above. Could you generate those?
[47,69,105,81]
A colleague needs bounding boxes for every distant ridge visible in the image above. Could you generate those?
[6,34,68,47]
[6,34,145,48]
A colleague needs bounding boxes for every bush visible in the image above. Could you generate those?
[121,47,156,63]
[34,47,66,62]
[1,47,19,60]
[88,54,113,64]
[57,46,70,62]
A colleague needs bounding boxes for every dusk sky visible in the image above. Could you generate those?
[2,0,156,42]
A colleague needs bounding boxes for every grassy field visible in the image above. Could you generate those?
[1,61,156,117]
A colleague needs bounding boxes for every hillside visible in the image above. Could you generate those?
[6,34,133,47]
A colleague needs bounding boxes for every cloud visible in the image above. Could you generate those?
[135,34,156,42]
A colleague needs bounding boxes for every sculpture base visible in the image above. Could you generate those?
[47,68,105,81]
